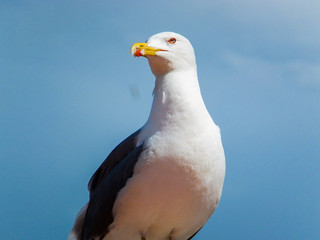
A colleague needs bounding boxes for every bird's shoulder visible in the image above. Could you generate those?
[87,128,142,193]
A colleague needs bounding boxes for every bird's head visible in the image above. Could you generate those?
[131,32,197,77]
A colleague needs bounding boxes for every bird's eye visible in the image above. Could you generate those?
[168,38,176,44]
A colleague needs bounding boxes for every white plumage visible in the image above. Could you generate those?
[69,32,225,240]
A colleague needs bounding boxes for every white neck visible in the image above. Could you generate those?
[145,69,208,131]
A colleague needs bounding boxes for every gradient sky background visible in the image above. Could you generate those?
[1,1,320,239]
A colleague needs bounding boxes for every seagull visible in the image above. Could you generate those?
[68,32,225,240]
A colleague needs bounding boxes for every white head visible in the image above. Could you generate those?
[131,32,197,77]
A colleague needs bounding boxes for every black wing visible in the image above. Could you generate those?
[80,129,144,240]
[187,227,203,240]
[88,129,141,194]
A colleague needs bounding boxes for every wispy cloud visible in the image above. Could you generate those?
[176,0,320,48]
[220,51,320,87]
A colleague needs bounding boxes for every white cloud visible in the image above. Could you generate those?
[177,0,320,49]
[220,51,320,87]
[284,60,320,87]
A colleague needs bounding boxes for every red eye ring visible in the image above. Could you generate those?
[168,38,176,44]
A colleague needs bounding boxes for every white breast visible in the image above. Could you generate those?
[105,119,225,240]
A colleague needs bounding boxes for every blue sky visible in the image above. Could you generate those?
[1,1,319,239]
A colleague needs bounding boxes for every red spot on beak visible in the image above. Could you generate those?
[134,49,142,57]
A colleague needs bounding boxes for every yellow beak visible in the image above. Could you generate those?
[130,42,166,57]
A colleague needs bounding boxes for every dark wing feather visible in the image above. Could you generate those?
[88,129,141,194]
[187,227,203,240]
[81,143,144,240]
[77,128,143,240]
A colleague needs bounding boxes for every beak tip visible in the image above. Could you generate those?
[130,43,142,57]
